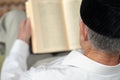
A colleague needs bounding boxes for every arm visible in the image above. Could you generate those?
[1,40,29,80]
[1,19,31,80]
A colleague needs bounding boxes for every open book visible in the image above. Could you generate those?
[26,0,81,54]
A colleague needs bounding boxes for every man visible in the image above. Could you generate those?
[1,0,120,80]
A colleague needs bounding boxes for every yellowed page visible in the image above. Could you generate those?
[63,0,81,49]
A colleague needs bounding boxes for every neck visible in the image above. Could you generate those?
[84,49,120,66]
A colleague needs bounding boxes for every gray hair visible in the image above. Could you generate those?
[88,28,120,54]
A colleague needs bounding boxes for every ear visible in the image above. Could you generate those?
[80,21,88,41]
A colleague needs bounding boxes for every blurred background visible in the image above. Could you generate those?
[0,0,26,72]
[0,0,25,17]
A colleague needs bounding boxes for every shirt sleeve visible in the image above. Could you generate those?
[1,39,30,80]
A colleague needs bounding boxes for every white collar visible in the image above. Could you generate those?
[62,49,120,75]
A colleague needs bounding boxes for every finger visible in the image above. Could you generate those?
[24,18,31,40]
[26,18,31,34]
[26,18,31,30]
[19,19,26,31]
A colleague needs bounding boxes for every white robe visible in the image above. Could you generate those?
[1,39,120,80]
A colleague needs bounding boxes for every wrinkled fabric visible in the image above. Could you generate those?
[1,40,120,80]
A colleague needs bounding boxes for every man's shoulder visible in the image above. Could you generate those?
[25,56,69,80]
[20,50,84,80]
[33,51,70,68]
[35,56,66,69]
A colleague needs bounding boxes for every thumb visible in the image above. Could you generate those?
[25,18,31,36]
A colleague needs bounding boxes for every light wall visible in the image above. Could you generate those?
[0,0,25,17]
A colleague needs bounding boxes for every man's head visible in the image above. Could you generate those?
[80,0,120,54]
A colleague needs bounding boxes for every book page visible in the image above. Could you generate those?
[63,0,81,49]
[26,0,82,53]
[26,0,38,52]
[28,0,69,53]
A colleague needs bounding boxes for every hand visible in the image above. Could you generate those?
[18,18,31,44]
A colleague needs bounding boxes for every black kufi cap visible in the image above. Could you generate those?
[80,0,120,38]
